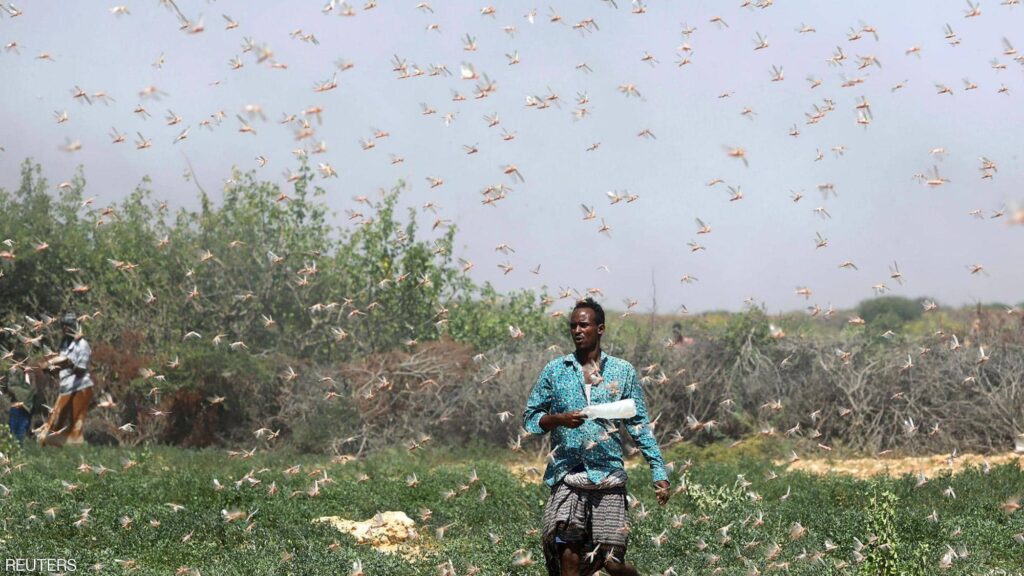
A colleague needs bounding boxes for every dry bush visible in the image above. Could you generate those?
[269,324,1024,457]
[90,337,152,389]
[37,309,1022,457]
[634,334,1024,455]
[273,339,552,455]
[159,388,226,447]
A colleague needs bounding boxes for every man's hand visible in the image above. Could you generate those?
[558,411,587,429]
[654,480,671,506]
[540,411,587,431]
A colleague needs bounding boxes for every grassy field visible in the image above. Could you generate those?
[0,439,1022,575]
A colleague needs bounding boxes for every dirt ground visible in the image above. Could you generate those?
[505,461,545,483]
[505,453,1024,481]
[782,452,1024,479]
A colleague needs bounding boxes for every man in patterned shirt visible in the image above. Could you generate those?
[523,298,670,576]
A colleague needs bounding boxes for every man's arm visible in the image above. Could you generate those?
[523,364,585,434]
[72,340,91,377]
[522,365,552,435]
[622,368,669,485]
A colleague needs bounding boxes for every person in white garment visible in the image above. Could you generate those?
[38,313,95,446]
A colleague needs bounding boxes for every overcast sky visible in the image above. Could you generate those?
[2,1,1022,314]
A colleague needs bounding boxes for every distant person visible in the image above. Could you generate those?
[671,322,694,349]
[2,374,35,444]
[38,313,94,446]
[523,298,670,576]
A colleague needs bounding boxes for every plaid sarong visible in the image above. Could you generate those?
[541,481,628,576]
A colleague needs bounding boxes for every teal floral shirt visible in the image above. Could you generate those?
[523,351,669,487]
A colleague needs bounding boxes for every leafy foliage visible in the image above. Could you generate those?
[0,425,22,458]
[857,296,924,327]
[721,307,775,356]
[0,160,552,362]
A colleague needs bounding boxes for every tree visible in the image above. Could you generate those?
[856,296,923,326]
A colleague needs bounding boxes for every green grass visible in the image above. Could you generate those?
[0,441,1022,575]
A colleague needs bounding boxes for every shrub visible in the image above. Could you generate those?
[857,296,924,326]
[721,308,774,356]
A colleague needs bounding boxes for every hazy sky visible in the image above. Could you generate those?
[2,1,1022,314]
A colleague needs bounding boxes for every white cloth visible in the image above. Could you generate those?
[563,468,628,491]
[58,338,93,396]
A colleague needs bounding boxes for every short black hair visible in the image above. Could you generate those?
[573,297,605,326]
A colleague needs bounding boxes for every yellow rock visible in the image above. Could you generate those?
[313,511,419,555]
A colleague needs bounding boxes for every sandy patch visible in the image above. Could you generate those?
[314,510,422,556]
[506,461,545,482]
[505,452,1023,481]
[782,452,1024,479]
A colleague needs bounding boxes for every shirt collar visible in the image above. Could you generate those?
[562,350,608,369]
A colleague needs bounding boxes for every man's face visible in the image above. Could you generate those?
[569,308,603,351]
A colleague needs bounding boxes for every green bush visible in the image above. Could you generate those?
[862,480,902,574]
[447,284,560,352]
[857,296,924,326]
[0,160,552,362]
[721,308,774,356]
[0,425,22,458]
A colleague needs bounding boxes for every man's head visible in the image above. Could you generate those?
[570,298,605,351]
[60,313,78,335]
